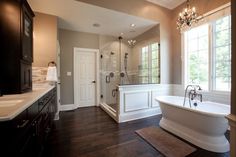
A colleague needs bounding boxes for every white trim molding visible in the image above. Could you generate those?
[59,104,77,111]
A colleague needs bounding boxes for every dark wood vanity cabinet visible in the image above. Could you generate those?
[0,0,34,94]
[22,1,34,63]
[0,87,57,157]
[21,61,32,92]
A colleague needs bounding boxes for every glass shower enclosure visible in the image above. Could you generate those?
[100,36,130,117]
[99,32,160,121]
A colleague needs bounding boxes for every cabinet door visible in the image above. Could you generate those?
[53,88,58,113]
[27,101,39,123]
[20,62,32,92]
[10,110,30,156]
[22,3,33,63]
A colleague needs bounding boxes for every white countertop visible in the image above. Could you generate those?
[0,84,55,121]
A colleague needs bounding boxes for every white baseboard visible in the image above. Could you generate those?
[100,104,118,122]
[54,112,60,120]
[118,108,161,123]
[59,104,99,112]
[59,104,77,111]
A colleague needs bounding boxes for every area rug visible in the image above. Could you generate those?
[136,127,196,157]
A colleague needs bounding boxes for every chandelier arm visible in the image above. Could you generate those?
[176,0,200,30]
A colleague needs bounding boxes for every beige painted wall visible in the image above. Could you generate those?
[59,29,99,104]
[77,0,173,84]
[134,25,160,44]
[171,0,231,84]
[33,12,57,67]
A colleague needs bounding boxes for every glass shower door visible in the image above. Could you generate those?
[100,43,119,113]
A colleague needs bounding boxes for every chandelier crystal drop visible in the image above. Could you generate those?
[127,39,136,47]
[177,0,199,29]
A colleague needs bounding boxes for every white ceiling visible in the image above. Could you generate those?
[28,0,158,39]
[146,0,186,9]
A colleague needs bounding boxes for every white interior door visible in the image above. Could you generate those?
[74,48,98,107]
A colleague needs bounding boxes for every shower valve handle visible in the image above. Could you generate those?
[92,80,96,83]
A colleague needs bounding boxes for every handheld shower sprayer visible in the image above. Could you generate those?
[125,53,128,59]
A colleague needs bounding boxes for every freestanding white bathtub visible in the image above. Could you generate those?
[155,96,230,153]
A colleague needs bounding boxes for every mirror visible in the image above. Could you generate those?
[100,24,160,85]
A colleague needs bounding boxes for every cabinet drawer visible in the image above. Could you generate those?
[27,101,39,122]
[53,87,57,95]
[8,110,31,149]
[38,90,53,111]
[11,110,28,129]
[38,95,48,111]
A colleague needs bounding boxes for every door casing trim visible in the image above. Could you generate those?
[73,47,100,108]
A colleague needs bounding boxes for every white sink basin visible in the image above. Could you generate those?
[0,100,24,107]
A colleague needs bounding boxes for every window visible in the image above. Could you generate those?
[184,15,231,91]
[140,46,149,83]
[185,24,209,89]
[213,16,231,91]
[139,43,160,84]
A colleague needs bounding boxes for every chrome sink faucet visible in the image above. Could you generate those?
[183,85,202,108]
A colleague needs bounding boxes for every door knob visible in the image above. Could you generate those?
[92,81,96,83]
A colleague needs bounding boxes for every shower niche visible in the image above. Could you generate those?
[100,24,161,121]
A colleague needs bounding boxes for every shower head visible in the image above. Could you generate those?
[125,53,128,59]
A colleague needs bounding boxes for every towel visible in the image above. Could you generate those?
[46,66,58,82]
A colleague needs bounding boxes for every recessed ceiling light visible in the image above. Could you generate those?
[93,23,100,27]
[130,23,136,27]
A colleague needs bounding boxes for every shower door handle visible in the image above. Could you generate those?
[92,80,96,83]
[106,76,110,83]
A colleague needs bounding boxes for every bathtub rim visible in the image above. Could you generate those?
[155,96,230,118]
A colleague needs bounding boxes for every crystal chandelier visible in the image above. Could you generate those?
[177,0,199,29]
[127,39,136,47]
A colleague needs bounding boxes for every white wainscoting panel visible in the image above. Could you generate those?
[151,91,161,107]
[151,85,172,107]
[124,91,149,112]
[117,84,172,123]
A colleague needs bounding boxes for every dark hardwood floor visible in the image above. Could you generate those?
[43,107,229,157]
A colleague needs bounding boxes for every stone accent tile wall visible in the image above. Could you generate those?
[32,67,48,84]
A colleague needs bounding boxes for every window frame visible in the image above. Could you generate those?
[139,42,160,84]
[182,15,231,93]
[211,16,232,92]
